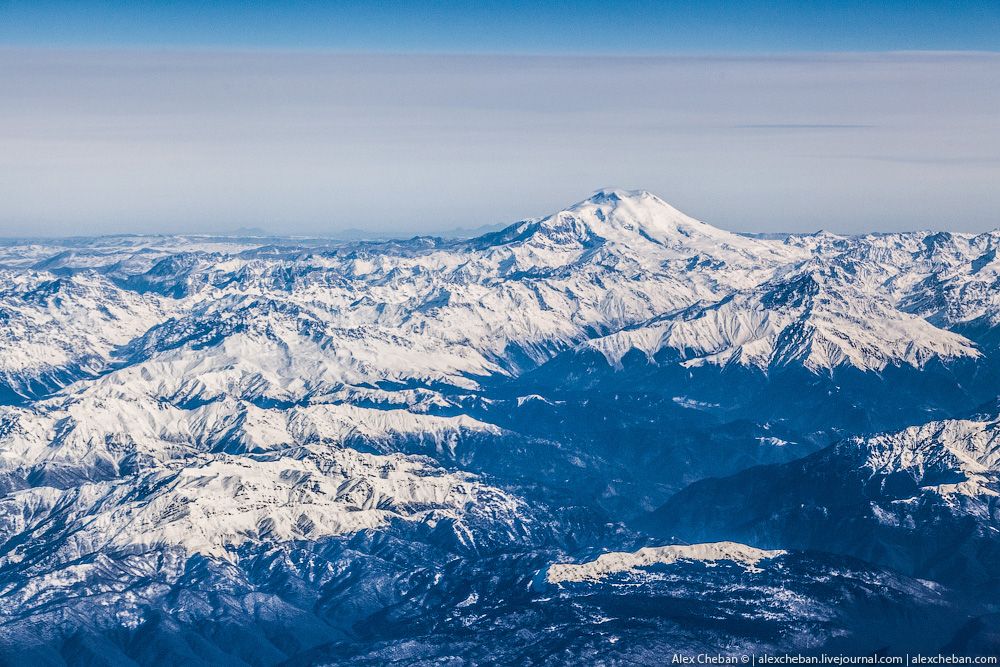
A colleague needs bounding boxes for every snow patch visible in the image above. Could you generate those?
[546,541,787,584]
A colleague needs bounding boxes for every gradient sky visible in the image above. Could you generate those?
[4,0,1000,53]
[1,1,998,236]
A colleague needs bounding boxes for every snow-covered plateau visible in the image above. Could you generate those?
[0,189,998,663]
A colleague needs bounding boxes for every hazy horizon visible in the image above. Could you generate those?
[1,1,998,237]
[0,183,998,241]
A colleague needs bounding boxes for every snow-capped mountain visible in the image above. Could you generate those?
[0,190,998,662]
[0,271,172,401]
[649,414,1000,590]
[586,266,979,372]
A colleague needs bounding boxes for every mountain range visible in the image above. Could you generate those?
[0,189,998,664]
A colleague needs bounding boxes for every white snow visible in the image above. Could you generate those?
[587,268,979,373]
[0,189,996,570]
[546,541,787,584]
[862,417,1000,498]
[0,444,526,562]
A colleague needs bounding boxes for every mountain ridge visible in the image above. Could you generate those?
[0,190,998,661]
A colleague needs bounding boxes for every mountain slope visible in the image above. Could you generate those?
[649,415,1000,590]
[587,266,979,373]
[0,191,998,661]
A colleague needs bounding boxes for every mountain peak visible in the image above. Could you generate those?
[585,188,654,203]
[469,189,711,252]
[538,189,731,248]
[468,189,804,273]
[575,188,687,218]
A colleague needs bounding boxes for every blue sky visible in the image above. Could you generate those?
[3,0,1000,53]
[0,2,998,236]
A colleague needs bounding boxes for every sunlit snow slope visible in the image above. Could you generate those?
[0,190,998,662]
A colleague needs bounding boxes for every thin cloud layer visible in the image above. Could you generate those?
[0,50,997,235]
